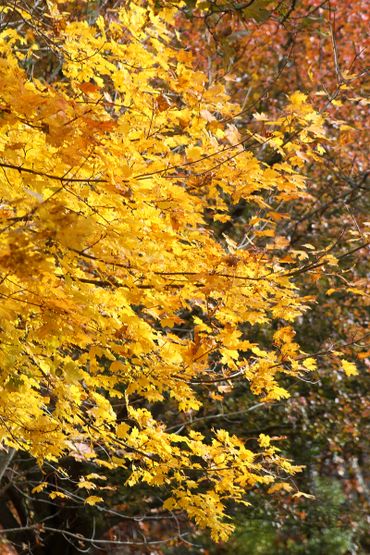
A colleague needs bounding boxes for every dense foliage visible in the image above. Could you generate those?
[0,1,368,553]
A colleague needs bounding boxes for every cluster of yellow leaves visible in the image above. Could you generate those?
[0,0,339,541]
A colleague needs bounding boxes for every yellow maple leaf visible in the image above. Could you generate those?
[85,496,104,506]
[341,360,359,377]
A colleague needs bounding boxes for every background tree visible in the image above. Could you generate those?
[169,1,369,552]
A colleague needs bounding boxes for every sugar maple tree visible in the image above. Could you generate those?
[0,0,366,551]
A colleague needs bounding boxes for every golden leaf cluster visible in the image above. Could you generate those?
[0,0,333,540]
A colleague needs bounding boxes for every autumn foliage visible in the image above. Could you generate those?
[0,0,368,552]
